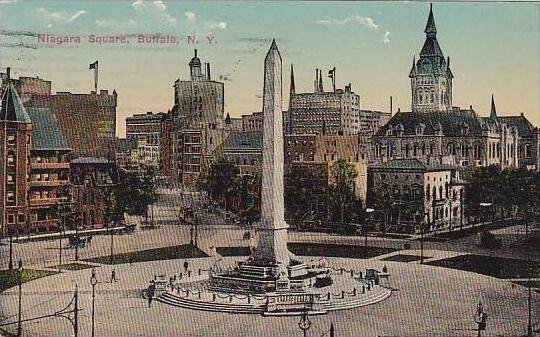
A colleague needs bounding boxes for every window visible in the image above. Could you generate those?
[18,214,25,223]
[8,214,15,224]
[7,191,15,202]
[525,144,532,158]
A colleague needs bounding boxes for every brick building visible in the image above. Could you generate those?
[0,78,33,236]
[1,72,73,235]
[27,107,71,233]
[70,157,116,230]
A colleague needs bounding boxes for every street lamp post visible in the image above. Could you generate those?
[298,309,311,337]
[525,207,532,337]
[8,229,13,270]
[90,268,98,337]
[421,211,429,264]
[365,208,375,247]
[17,259,23,337]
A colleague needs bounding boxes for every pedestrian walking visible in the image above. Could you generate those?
[110,268,118,283]
[382,264,388,273]
[147,281,156,308]
[183,260,189,273]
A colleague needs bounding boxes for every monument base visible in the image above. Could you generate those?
[207,259,310,294]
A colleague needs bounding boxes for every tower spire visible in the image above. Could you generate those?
[290,64,295,96]
[318,68,323,92]
[425,3,437,36]
[490,94,497,119]
[409,55,417,78]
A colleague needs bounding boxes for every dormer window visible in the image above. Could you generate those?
[396,124,404,136]
[460,123,469,136]
[386,127,394,136]
[416,123,426,135]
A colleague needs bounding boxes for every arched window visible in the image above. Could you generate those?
[525,144,532,158]
[473,143,482,160]
[405,144,411,158]
[426,184,431,200]
[439,185,443,199]
[432,186,437,200]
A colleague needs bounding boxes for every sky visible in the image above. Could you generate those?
[0,0,539,137]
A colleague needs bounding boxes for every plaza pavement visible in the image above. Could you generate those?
[0,255,538,337]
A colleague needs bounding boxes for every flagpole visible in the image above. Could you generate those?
[333,68,336,93]
[94,62,98,93]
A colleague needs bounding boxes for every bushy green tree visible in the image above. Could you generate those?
[328,159,362,224]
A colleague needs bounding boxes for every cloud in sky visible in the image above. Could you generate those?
[153,0,166,12]
[132,0,145,12]
[383,31,390,44]
[208,21,227,30]
[35,7,86,27]
[316,15,379,30]
[184,11,196,22]
[131,0,176,26]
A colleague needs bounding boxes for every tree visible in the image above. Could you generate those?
[114,167,157,224]
[202,159,240,208]
[140,166,158,225]
[56,186,77,231]
[284,165,320,225]
[328,159,361,224]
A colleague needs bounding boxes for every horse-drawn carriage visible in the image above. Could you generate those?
[68,235,92,249]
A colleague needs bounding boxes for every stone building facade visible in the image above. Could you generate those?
[372,6,539,172]
[171,50,225,187]
[289,79,361,136]
[368,159,465,233]
[125,111,167,172]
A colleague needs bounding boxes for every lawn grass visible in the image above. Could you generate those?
[382,254,428,262]
[216,246,251,257]
[287,243,399,259]
[0,269,57,293]
[426,254,540,279]
[512,280,540,289]
[84,244,208,265]
[55,263,94,271]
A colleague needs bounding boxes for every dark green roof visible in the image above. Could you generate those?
[497,115,535,137]
[27,107,70,151]
[370,159,457,172]
[223,131,262,151]
[371,159,426,171]
[377,110,487,137]
[0,82,31,123]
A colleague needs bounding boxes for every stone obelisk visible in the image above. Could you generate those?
[251,40,291,268]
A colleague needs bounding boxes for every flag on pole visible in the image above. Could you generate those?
[328,67,335,79]
[328,67,336,92]
[89,60,98,93]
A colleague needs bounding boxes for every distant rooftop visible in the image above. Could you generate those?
[70,156,111,164]
[222,131,262,151]
[27,107,70,151]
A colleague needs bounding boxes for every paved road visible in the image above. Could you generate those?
[1,188,538,270]
[0,256,537,337]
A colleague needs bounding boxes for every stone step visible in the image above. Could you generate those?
[157,292,264,314]
[319,287,392,311]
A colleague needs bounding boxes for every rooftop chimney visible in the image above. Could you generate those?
[206,63,211,81]
[6,67,10,79]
